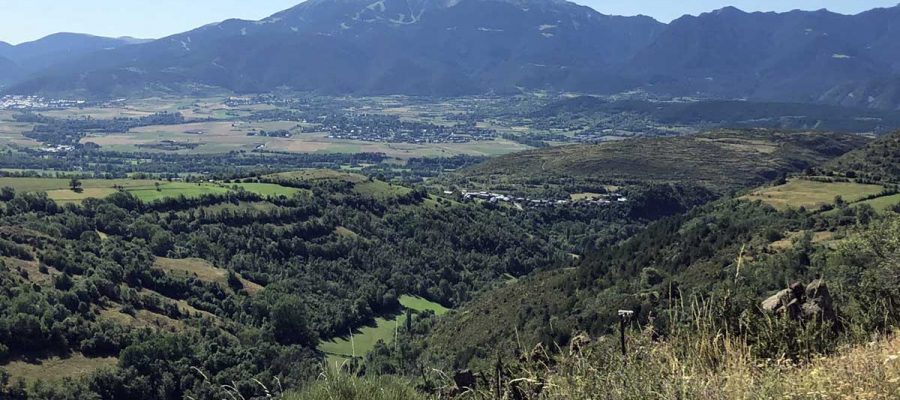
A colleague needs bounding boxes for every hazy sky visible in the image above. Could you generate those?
[0,0,897,44]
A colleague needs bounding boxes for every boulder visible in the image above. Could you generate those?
[762,288,793,313]
[761,280,836,322]
[803,279,835,321]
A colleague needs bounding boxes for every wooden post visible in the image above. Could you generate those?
[618,310,634,357]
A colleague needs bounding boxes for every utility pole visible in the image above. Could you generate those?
[618,310,634,357]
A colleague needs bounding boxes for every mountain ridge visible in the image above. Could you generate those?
[5,1,900,108]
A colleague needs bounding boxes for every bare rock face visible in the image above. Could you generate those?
[761,280,835,322]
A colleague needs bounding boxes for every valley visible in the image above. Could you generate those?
[0,90,897,400]
[2,0,900,399]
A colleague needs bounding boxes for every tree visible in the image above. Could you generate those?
[835,195,847,209]
[271,296,317,346]
[149,231,174,256]
[69,178,83,193]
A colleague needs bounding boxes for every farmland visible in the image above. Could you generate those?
[0,95,537,159]
[0,177,302,203]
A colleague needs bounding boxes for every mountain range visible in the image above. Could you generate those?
[0,33,148,86]
[3,0,900,109]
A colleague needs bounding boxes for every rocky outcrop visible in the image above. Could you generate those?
[761,279,835,322]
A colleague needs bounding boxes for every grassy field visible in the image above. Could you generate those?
[0,353,117,384]
[229,182,303,197]
[853,193,900,213]
[266,170,414,201]
[742,179,885,210]
[319,296,449,368]
[353,180,412,200]
[399,295,449,316]
[153,257,263,295]
[0,177,300,203]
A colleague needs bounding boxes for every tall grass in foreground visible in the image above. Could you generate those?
[284,330,900,399]
[278,296,900,399]
[452,298,900,399]
[284,373,425,400]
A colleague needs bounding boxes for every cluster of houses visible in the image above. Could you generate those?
[0,95,86,110]
[38,144,76,153]
[321,114,497,144]
[459,190,628,208]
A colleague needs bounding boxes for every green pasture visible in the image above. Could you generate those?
[319,296,448,368]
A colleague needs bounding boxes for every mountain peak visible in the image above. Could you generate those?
[711,6,747,17]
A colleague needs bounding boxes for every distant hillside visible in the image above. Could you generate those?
[459,130,869,193]
[0,33,139,82]
[825,131,900,183]
[538,97,900,134]
[623,6,900,108]
[0,56,21,85]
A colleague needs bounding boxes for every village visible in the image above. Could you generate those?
[458,190,628,208]
[319,114,497,144]
[0,95,87,110]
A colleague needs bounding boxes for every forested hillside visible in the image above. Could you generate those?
[0,168,710,398]
[0,129,895,399]
[824,131,900,183]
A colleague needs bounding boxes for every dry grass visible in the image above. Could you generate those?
[528,331,900,400]
[769,231,836,251]
[743,179,885,211]
[153,257,264,295]
[99,304,185,332]
[1,353,117,384]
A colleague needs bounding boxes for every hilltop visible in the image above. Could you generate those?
[457,130,869,194]
[824,130,900,183]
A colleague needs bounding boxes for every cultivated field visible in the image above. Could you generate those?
[3,96,537,159]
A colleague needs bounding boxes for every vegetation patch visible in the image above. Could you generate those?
[769,230,836,251]
[851,193,900,213]
[230,182,303,197]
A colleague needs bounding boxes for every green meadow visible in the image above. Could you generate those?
[319,296,448,368]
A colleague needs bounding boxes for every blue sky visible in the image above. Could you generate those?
[0,0,897,44]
